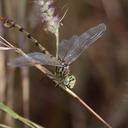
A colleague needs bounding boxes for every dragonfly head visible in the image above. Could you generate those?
[63,75,76,89]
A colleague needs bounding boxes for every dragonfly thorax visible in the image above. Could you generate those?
[55,65,69,78]
[55,66,76,88]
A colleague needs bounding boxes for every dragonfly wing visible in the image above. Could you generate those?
[58,23,106,64]
[8,52,62,67]
[58,35,78,61]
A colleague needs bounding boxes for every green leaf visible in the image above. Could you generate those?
[0,102,45,128]
[0,102,19,119]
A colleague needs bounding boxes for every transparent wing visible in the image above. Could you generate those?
[58,23,106,64]
[8,52,62,67]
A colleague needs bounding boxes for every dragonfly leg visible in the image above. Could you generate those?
[55,80,62,87]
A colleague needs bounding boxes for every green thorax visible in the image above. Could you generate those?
[55,66,76,89]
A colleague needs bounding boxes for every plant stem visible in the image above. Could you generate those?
[55,28,59,59]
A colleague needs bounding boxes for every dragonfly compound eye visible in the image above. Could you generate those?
[63,75,76,89]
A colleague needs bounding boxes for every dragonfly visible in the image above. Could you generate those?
[0,17,106,88]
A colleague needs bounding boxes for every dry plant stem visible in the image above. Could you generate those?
[55,8,69,58]
[55,28,59,58]
[22,67,30,118]
[17,1,30,119]
[0,124,13,128]
[65,88,112,128]
[0,1,7,105]
[59,8,69,23]
[19,116,44,128]
[0,36,112,128]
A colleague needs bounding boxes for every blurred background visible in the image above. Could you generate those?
[0,0,128,128]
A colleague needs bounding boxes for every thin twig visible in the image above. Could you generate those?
[0,36,14,48]
[0,124,14,128]
[55,28,59,58]
[55,8,69,58]
[59,8,69,23]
